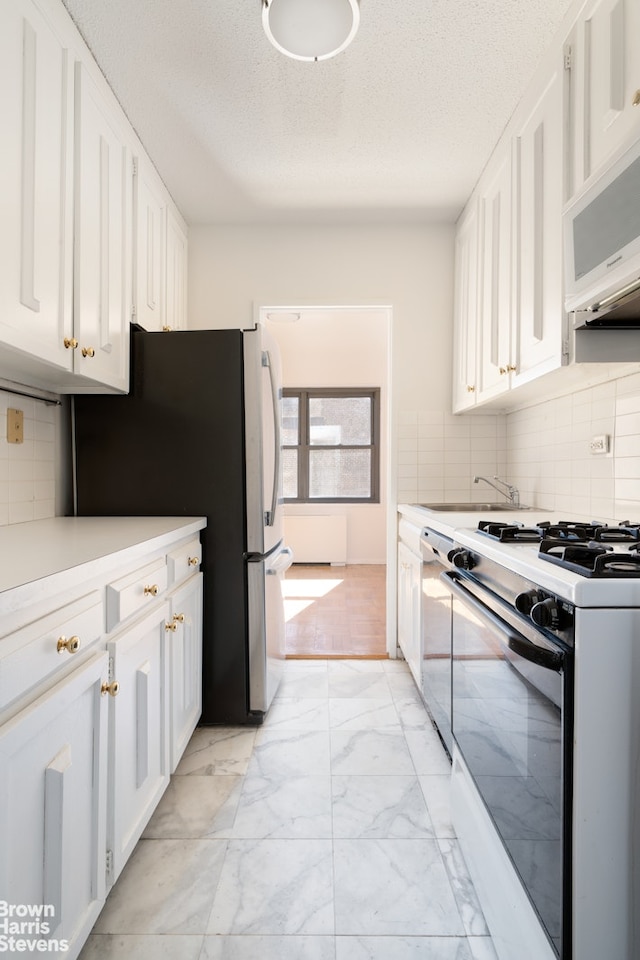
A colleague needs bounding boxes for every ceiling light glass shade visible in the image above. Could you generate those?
[262,0,360,62]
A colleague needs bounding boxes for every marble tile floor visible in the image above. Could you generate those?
[79,659,497,960]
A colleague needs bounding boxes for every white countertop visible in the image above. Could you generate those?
[0,517,207,612]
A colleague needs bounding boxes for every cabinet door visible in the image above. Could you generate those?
[107,602,170,884]
[134,159,167,331]
[74,61,132,391]
[0,652,108,953]
[452,199,479,412]
[397,541,422,689]
[166,208,188,332]
[580,0,640,182]
[513,66,564,385]
[167,573,203,772]
[477,150,512,401]
[0,0,74,369]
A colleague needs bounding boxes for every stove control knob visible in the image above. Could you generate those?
[450,549,476,570]
[515,590,542,615]
[530,598,560,629]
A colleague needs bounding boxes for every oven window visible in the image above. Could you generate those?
[451,595,565,956]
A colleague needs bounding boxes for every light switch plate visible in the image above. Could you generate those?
[7,408,24,444]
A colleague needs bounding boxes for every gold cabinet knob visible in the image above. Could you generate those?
[188,556,199,566]
[81,346,95,358]
[64,338,78,349]
[633,89,640,107]
[165,620,178,632]
[507,364,517,372]
[173,612,185,623]
[466,385,475,393]
[57,634,81,655]
[162,325,172,332]
[144,584,159,597]
[101,680,120,697]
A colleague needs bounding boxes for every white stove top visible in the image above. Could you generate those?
[454,526,640,608]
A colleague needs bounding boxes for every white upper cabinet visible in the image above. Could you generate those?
[512,62,565,385]
[134,158,167,332]
[477,148,513,402]
[0,0,74,374]
[73,61,132,392]
[575,0,640,191]
[452,199,479,412]
[0,0,189,393]
[166,208,189,332]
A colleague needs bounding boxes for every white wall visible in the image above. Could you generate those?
[265,308,388,564]
[188,224,456,416]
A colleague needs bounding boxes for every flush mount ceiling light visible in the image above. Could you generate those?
[262,0,360,62]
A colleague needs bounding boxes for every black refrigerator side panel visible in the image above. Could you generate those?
[73,328,253,724]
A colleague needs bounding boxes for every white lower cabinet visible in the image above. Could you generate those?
[397,536,423,690]
[0,651,109,956]
[107,602,171,884]
[0,518,204,960]
[167,573,203,772]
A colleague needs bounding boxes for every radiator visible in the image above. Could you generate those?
[283,515,347,564]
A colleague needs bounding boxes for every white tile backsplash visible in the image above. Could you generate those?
[505,370,640,518]
[397,411,504,504]
[0,390,60,527]
[399,369,640,518]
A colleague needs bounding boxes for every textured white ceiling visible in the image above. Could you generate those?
[61,0,575,225]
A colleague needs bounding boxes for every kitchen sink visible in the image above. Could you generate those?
[416,502,531,512]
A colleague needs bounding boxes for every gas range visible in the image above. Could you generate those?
[452,518,640,607]
[436,514,640,960]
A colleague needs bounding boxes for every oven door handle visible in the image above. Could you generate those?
[442,571,565,673]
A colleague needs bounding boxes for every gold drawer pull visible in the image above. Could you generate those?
[188,556,199,566]
[173,612,185,624]
[64,338,78,349]
[633,89,640,107]
[101,680,120,697]
[165,621,178,632]
[81,346,95,358]
[144,584,159,597]
[57,635,81,655]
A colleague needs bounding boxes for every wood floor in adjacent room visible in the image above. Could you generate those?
[284,564,387,658]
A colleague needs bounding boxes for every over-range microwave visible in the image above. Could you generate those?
[564,134,640,326]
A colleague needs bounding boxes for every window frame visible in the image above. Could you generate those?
[282,387,381,504]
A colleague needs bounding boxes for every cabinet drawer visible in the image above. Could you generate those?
[0,591,104,711]
[167,537,201,585]
[106,558,168,631]
[398,518,423,556]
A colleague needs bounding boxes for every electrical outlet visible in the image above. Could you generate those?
[7,408,24,444]
[589,434,610,454]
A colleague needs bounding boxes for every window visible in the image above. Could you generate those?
[282,388,380,503]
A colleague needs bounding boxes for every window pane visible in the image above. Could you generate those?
[309,449,371,498]
[309,397,372,446]
[281,396,299,446]
[282,448,298,499]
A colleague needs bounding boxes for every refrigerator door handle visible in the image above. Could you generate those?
[262,349,281,527]
[266,546,294,575]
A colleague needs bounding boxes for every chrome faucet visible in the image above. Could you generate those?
[473,475,520,508]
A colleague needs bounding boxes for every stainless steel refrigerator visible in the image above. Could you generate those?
[72,323,292,724]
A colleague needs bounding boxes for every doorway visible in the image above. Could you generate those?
[260,305,392,658]
[283,563,386,658]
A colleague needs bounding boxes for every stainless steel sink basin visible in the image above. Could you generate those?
[416,502,531,512]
